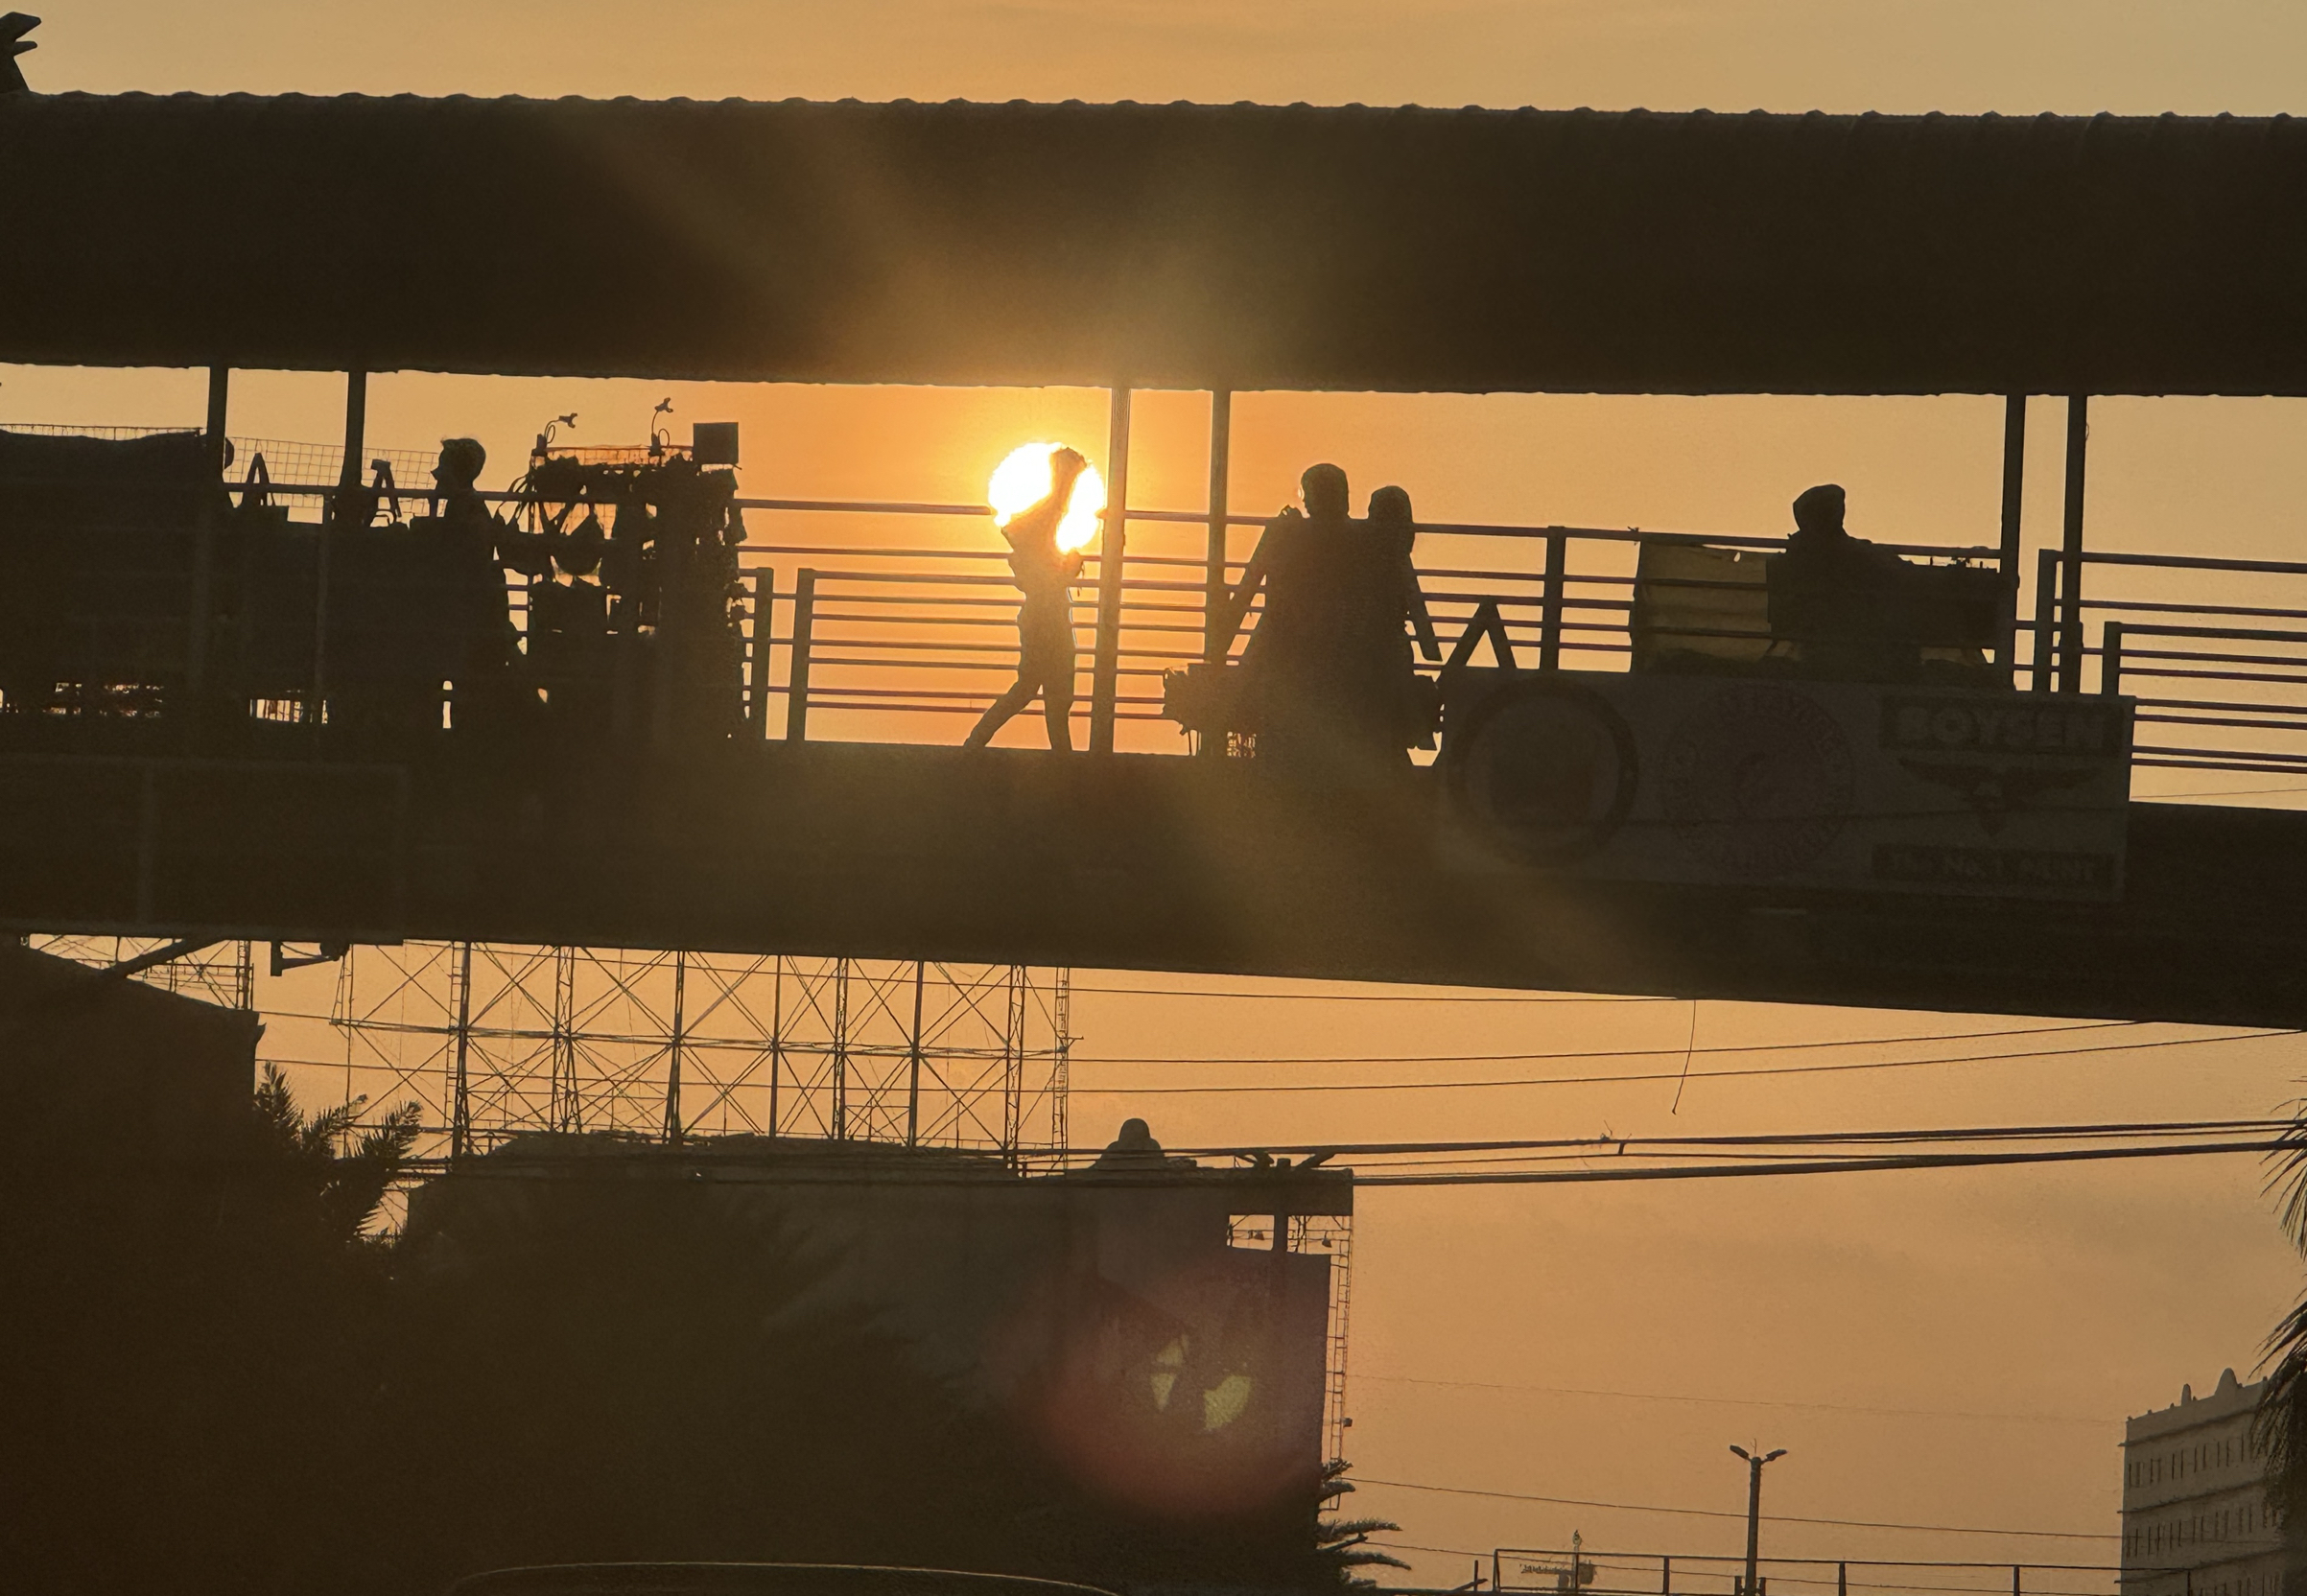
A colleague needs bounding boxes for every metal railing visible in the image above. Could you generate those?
[2028,547,2307,775]
[1486,1550,2118,1596]
[14,423,2307,781]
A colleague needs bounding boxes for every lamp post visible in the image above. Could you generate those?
[1729,1445,1788,1596]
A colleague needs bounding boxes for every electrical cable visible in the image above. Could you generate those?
[1071,1027,2299,1095]
[1353,1478,2118,1540]
[1071,984,1674,1005]
[1351,1373,2116,1426]
[1071,1021,2138,1068]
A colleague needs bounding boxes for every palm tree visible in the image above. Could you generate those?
[2249,1116,2307,1584]
[249,1061,420,1244]
[1315,1458,1411,1587]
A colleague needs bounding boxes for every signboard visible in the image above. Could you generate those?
[1439,669,2131,901]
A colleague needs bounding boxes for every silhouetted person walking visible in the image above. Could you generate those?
[966,447,1088,751]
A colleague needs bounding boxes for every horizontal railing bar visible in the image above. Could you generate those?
[2079,597,2307,622]
[2116,665,2307,687]
[2136,694,2307,716]
[2083,549,2307,576]
[2136,713,2307,734]
[2104,622,2307,645]
[2114,646,2307,668]
[2135,742,2307,765]
[2134,757,2307,774]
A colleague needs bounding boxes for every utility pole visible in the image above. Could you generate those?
[1729,1444,1787,1596]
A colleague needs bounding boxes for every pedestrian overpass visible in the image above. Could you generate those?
[6,93,2307,1026]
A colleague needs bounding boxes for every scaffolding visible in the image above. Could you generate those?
[318,945,1071,1163]
[24,934,256,1010]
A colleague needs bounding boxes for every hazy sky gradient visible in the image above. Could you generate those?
[13,4,2307,1584]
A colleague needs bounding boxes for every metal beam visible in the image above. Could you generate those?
[1203,388,1232,669]
[314,367,365,726]
[2060,394,2088,693]
[186,365,228,712]
[1997,394,2026,679]
[1090,386,1132,754]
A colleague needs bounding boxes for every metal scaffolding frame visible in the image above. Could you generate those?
[321,945,1071,1163]
[25,933,256,1010]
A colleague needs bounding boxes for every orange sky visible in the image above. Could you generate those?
[12,4,2307,1587]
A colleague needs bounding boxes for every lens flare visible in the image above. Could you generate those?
[988,441,1106,554]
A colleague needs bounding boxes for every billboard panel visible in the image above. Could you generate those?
[1441,670,2131,901]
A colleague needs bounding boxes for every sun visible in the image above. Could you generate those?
[988,441,1106,553]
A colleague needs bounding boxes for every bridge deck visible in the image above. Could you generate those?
[4,737,2299,1028]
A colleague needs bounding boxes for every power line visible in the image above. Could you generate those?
[1354,1478,2118,1541]
[1073,1028,2299,1095]
[1349,1138,2286,1186]
[1072,1020,2138,1068]
[1185,1119,2288,1161]
[1352,1373,2116,1427]
[1073,984,1672,1005]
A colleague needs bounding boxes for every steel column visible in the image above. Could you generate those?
[2060,395,2088,693]
[1203,388,1233,668]
[786,569,815,742]
[663,950,686,1141]
[2032,547,2060,693]
[1090,386,1132,754]
[748,568,775,738]
[1540,530,1567,670]
[450,940,473,1160]
[187,366,228,712]
[315,367,365,728]
[906,958,925,1145]
[1997,395,2027,678]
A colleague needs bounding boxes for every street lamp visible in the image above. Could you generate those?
[1729,1445,1789,1596]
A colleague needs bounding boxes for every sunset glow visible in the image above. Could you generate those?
[988,440,1106,552]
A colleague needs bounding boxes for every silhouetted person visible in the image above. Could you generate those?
[965,447,1088,752]
[414,438,519,729]
[1226,463,1354,771]
[1768,481,1920,681]
[1366,485,1444,749]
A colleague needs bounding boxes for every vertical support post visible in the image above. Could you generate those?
[748,568,775,738]
[1001,965,1024,1162]
[663,950,686,1142]
[315,367,365,731]
[2060,394,2088,694]
[1493,1553,1502,1594]
[831,957,850,1139]
[187,365,228,714]
[1541,530,1567,671]
[1203,388,1233,669]
[2103,622,2125,697]
[2031,548,2060,694]
[1198,388,1233,761]
[552,946,577,1132]
[767,955,784,1138]
[2011,1568,2020,1596]
[906,959,925,1146]
[1090,385,1132,754]
[1664,1558,1673,1595]
[1997,395,2027,679]
[785,569,815,742]
[451,940,473,1160]
[1838,1567,1848,1596]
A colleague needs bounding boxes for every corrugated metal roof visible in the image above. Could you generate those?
[3,94,2304,394]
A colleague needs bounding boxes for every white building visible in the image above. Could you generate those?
[2123,1370,2284,1596]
